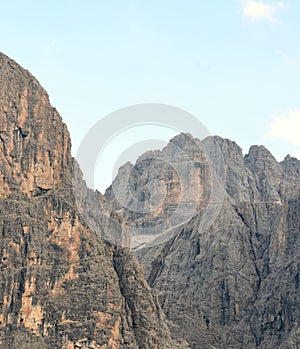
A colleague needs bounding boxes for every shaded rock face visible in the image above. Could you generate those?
[0,53,187,349]
[108,135,300,348]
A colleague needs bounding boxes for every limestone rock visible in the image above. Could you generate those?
[0,52,187,348]
[107,132,300,348]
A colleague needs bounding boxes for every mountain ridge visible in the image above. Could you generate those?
[2,50,300,349]
[123,134,300,348]
[0,51,188,349]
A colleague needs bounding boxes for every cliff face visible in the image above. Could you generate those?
[3,50,300,349]
[108,134,300,348]
[0,53,72,198]
[0,53,187,349]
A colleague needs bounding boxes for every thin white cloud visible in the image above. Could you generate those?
[243,1,285,22]
[275,50,300,66]
[264,109,300,158]
[275,49,290,61]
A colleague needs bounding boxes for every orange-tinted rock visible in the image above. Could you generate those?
[0,52,188,349]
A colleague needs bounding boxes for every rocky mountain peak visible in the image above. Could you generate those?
[210,135,244,165]
[0,52,72,199]
[281,154,300,177]
[169,132,195,146]
[244,145,284,201]
[244,144,281,175]
[132,138,300,348]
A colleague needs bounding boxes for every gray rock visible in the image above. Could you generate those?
[107,132,300,348]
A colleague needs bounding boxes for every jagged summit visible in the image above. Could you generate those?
[244,144,280,170]
[169,132,195,145]
[104,133,300,348]
[281,154,300,175]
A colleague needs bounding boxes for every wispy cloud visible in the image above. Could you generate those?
[264,109,300,158]
[243,1,285,22]
[275,50,300,66]
[275,49,290,62]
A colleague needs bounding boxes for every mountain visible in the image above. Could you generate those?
[107,134,300,348]
[2,50,300,349]
[0,52,188,348]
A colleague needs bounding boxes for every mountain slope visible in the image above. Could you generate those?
[0,52,187,349]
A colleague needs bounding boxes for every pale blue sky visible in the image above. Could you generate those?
[1,0,300,191]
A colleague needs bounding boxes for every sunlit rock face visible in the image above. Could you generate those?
[0,52,188,349]
[0,53,72,198]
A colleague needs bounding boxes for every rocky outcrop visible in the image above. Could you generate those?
[107,133,300,348]
[0,52,188,348]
